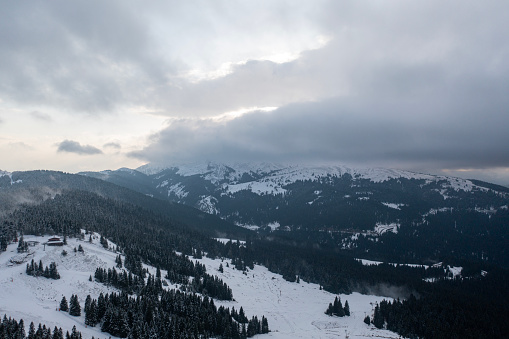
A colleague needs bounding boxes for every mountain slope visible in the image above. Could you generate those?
[0,170,251,238]
[80,162,509,267]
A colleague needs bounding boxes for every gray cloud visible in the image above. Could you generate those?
[0,1,170,113]
[0,1,323,114]
[57,140,102,155]
[130,93,509,172]
[128,0,509,188]
[30,111,53,122]
[3,1,509,185]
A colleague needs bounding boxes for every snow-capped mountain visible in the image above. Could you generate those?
[137,161,481,197]
[81,161,509,267]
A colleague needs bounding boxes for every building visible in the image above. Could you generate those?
[46,236,64,246]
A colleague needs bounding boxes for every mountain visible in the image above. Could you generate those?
[80,162,509,267]
[0,169,251,238]
[2,166,509,338]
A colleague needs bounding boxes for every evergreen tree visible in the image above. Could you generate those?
[261,316,269,334]
[18,319,26,338]
[60,296,69,312]
[373,304,384,329]
[69,295,81,316]
[344,300,350,316]
[115,254,123,268]
[86,300,98,327]
[28,322,36,339]
[49,262,60,279]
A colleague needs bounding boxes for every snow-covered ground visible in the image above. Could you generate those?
[1,233,403,338]
[0,234,120,338]
[195,256,402,339]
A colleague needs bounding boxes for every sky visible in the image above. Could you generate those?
[1,0,509,187]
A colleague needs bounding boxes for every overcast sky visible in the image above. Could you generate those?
[1,1,509,186]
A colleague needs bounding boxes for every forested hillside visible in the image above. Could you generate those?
[1,171,509,338]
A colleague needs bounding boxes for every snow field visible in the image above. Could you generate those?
[1,232,404,338]
[194,256,403,339]
[0,234,121,338]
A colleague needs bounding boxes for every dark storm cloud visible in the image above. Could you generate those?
[57,140,102,155]
[129,92,509,171]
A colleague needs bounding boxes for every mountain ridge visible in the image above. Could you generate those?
[78,161,509,267]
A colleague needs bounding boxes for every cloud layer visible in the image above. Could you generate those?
[2,1,509,185]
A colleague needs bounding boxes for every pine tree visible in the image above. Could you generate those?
[60,296,69,312]
[28,322,36,339]
[49,262,60,279]
[85,300,97,327]
[70,325,80,339]
[116,255,123,268]
[373,304,384,329]
[18,319,26,338]
[261,316,269,334]
[69,295,81,316]
[344,300,350,316]
[52,326,63,339]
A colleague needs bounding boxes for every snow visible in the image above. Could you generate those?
[0,170,22,185]
[381,202,405,210]
[138,162,502,199]
[0,234,122,338]
[267,222,281,231]
[194,256,403,339]
[356,259,428,269]
[167,183,189,199]
[374,223,399,235]
[197,195,219,214]
[227,180,288,196]
[235,223,261,231]
[1,232,407,338]
[214,238,246,245]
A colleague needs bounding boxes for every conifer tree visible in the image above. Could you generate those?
[373,304,384,329]
[261,316,269,334]
[344,300,350,316]
[28,322,36,339]
[18,319,26,338]
[60,296,69,312]
[69,295,81,316]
